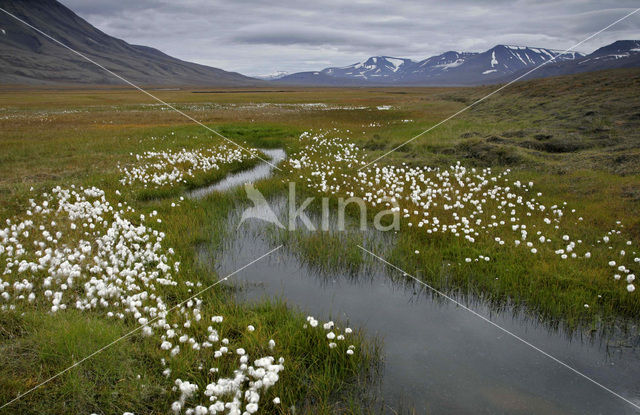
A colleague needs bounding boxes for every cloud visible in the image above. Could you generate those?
[57,0,640,75]
[232,26,404,49]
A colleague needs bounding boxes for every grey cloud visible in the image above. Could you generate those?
[57,0,640,76]
[232,26,405,48]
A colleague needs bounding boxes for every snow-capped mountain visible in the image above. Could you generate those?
[277,43,636,86]
[470,45,581,74]
[580,40,640,63]
[404,45,585,84]
[508,40,640,81]
[253,71,290,80]
[320,56,415,80]
[412,51,478,74]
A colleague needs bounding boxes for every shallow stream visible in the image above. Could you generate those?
[197,150,640,414]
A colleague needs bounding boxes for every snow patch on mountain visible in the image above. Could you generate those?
[386,57,406,71]
[491,51,498,67]
[434,59,465,69]
[254,71,289,80]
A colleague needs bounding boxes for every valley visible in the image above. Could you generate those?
[0,67,639,413]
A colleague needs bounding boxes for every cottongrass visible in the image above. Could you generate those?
[286,130,638,294]
[0,181,360,414]
[118,144,253,188]
[162,304,286,415]
[0,186,178,316]
[306,316,356,355]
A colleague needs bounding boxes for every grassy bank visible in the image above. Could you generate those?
[0,121,375,414]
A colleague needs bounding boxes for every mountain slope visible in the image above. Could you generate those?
[320,56,415,82]
[509,40,640,81]
[415,45,583,84]
[0,0,260,86]
[407,51,478,78]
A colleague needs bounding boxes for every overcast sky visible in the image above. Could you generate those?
[59,0,639,76]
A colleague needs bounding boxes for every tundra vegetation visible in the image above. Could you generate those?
[0,67,639,414]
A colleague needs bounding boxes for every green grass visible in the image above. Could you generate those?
[0,298,375,414]
[0,120,375,413]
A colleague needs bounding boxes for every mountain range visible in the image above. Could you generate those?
[0,0,639,86]
[277,41,640,86]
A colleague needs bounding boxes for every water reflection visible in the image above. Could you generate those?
[197,152,640,414]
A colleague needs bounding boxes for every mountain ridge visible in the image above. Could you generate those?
[0,0,262,86]
[504,40,640,83]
